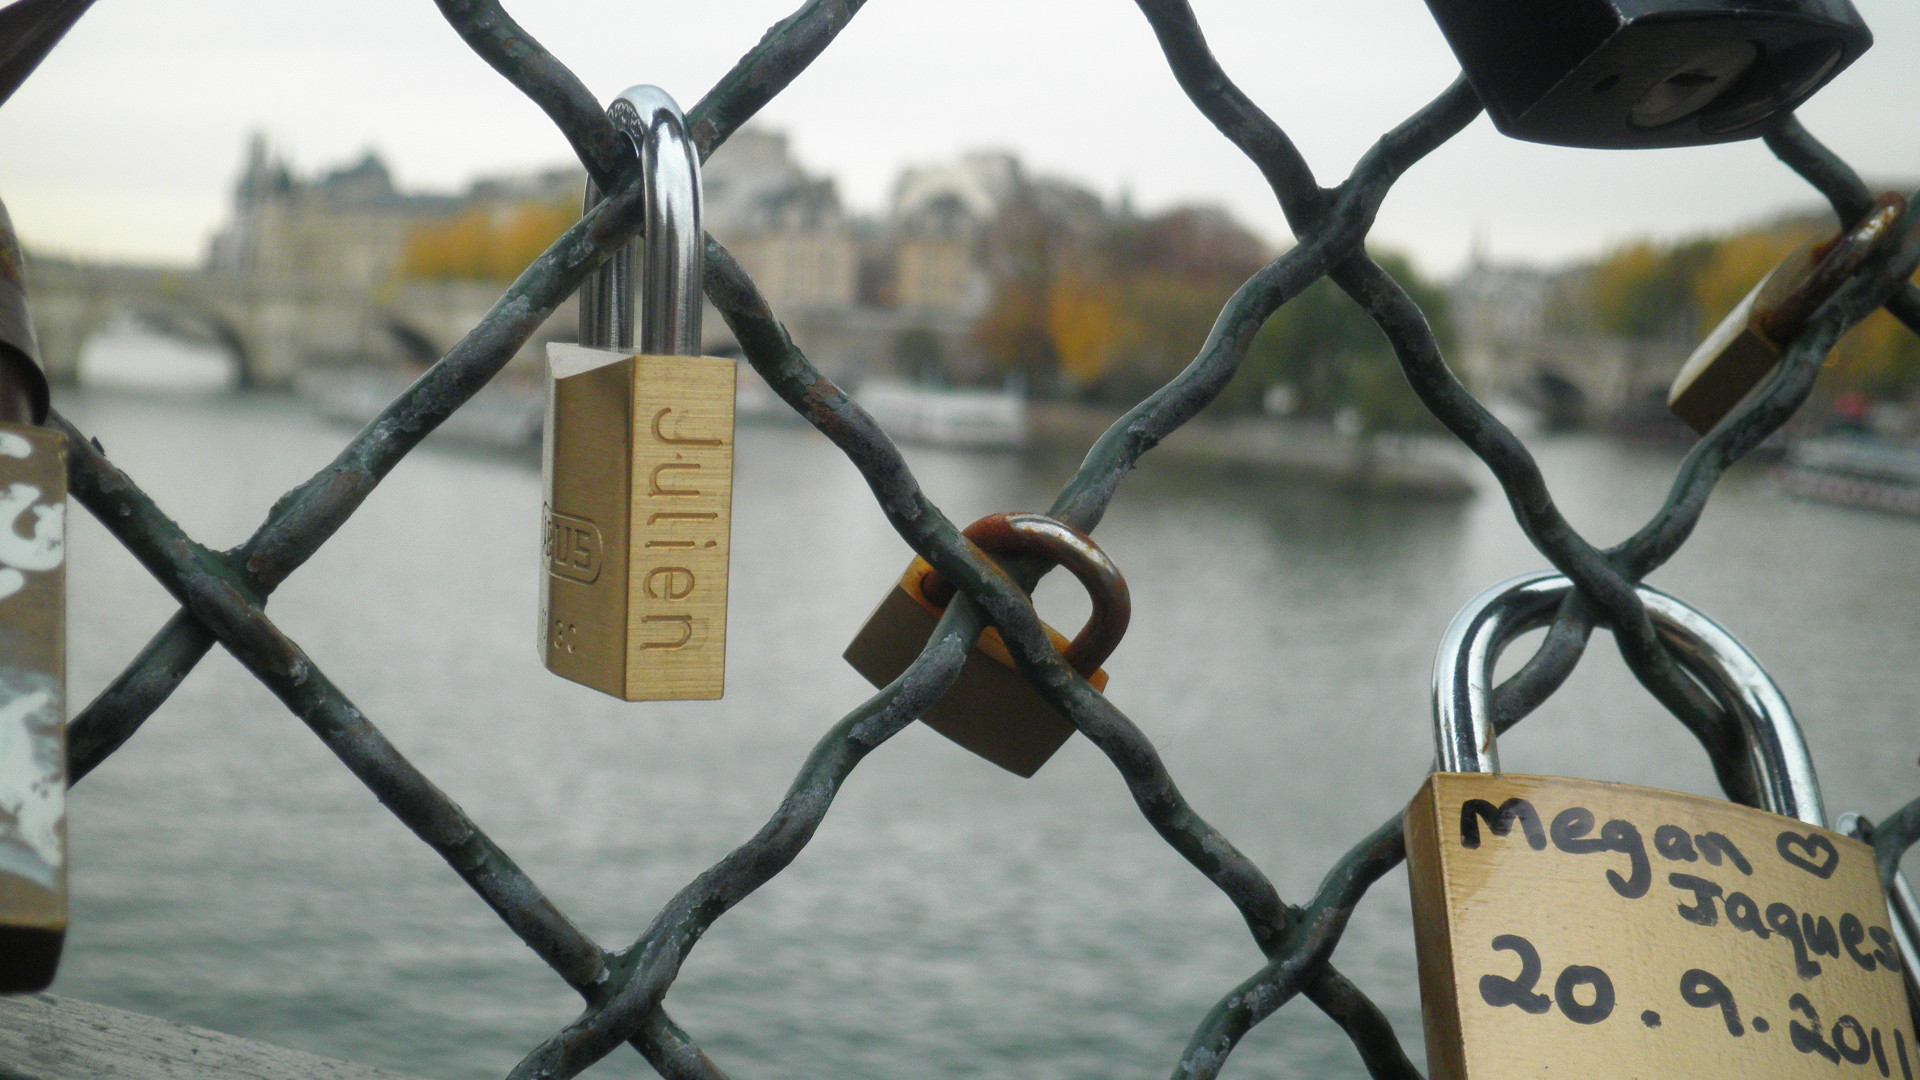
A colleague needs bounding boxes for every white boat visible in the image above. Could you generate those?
[1779,436,1920,518]
[854,379,1028,450]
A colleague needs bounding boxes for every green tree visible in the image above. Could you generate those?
[1234,251,1455,433]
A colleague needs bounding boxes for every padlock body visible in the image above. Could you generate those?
[0,424,65,992]
[541,345,735,701]
[1406,773,1914,1080]
[1669,239,1827,433]
[843,561,1108,778]
[1426,0,1870,148]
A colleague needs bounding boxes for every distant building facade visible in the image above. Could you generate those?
[704,129,857,313]
[208,134,464,287]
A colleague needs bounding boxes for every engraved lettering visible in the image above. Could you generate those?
[544,509,603,585]
[649,461,702,497]
[639,613,694,650]
[652,407,723,446]
[644,567,696,601]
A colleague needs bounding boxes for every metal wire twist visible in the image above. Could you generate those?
[11,1,1920,1077]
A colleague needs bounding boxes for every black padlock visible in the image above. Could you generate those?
[1423,0,1871,148]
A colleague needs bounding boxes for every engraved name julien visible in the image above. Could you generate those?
[632,404,723,651]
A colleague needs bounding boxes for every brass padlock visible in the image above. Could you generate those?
[1670,194,1905,434]
[1423,0,1871,148]
[0,196,65,993]
[844,513,1129,778]
[1407,572,1915,1080]
[541,85,736,701]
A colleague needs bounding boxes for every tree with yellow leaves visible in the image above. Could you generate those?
[400,198,575,282]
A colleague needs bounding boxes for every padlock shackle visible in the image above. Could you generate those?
[919,512,1131,677]
[577,85,703,356]
[1433,571,1826,827]
[1756,192,1905,345]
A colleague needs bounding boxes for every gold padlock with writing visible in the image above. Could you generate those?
[0,197,66,993]
[1406,572,1915,1080]
[1670,193,1905,434]
[542,85,736,701]
[844,513,1129,778]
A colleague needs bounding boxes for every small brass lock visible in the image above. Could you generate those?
[1670,193,1905,434]
[0,197,66,993]
[541,85,736,701]
[843,513,1129,778]
[1406,572,1914,1080]
[1423,0,1871,148]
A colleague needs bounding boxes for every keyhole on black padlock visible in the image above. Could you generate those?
[1629,41,1756,129]
[1699,39,1847,135]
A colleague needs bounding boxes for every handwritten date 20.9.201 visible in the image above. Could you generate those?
[1476,935,1917,1077]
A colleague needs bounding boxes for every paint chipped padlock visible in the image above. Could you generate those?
[1670,194,1906,434]
[1406,572,1916,1080]
[1423,0,1871,148]
[843,513,1129,778]
[542,85,736,701]
[0,197,66,993]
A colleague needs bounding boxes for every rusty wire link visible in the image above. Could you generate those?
[7,0,1918,1076]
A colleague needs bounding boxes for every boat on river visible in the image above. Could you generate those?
[1779,435,1920,518]
[854,379,1028,450]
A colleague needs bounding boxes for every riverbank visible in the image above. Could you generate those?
[1031,401,1477,499]
[297,366,1476,498]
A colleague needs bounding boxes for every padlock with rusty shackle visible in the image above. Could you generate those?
[1670,193,1908,434]
[0,195,68,994]
[844,512,1130,778]
[1406,571,1915,1080]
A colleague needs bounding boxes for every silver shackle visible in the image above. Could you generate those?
[578,85,703,355]
[1433,571,1826,827]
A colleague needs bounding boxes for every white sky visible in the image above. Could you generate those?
[1,0,1916,279]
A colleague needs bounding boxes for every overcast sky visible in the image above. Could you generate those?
[2,0,1916,278]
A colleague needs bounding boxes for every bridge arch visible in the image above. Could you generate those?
[61,300,252,390]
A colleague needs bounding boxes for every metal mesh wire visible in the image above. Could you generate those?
[20,1,1920,1076]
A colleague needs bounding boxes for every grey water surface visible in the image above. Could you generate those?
[50,388,1920,1079]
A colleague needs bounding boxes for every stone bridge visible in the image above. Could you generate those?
[23,258,550,387]
[1456,329,1691,427]
[21,257,903,389]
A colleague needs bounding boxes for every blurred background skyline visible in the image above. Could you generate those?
[2,0,1918,277]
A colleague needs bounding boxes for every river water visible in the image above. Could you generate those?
[46,384,1920,1079]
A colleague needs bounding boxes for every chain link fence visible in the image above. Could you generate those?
[10,0,1920,1076]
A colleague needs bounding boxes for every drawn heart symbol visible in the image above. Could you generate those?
[1777,831,1839,880]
